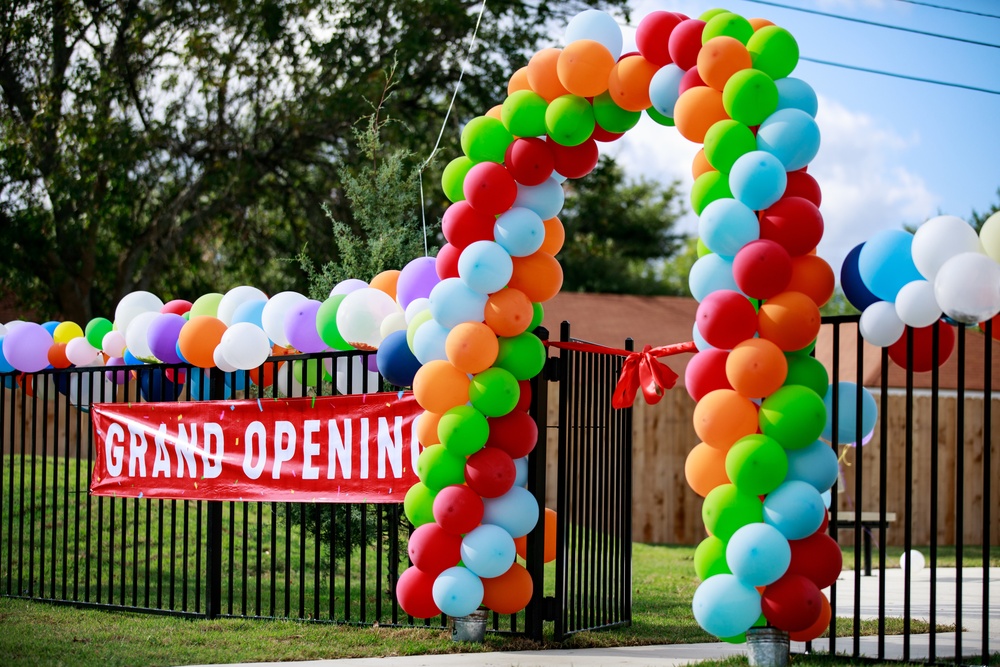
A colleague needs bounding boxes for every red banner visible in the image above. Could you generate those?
[90,392,423,503]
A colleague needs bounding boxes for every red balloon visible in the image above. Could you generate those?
[784,171,822,208]
[546,136,599,180]
[435,243,461,280]
[668,19,706,71]
[161,299,193,316]
[787,532,842,590]
[516,379,533,411]
[888,322,956,372]
[678,66,707,95]
[465,447,516,498]
[695,290,758,350]
[442,201,496,249]
[486,410,538,459]
[685,348,733,401]
[504,137,555,186]
[733,239,792,300]
[817,509,830,534]
[396,566,442,619]
[636,11,684,66]
[591,126,625,143]
[789,594,831,642]
[463,161,517,215]
[762,573,823,632]
[407,523,462,575]
[759,197,825,257]
[433,484,485,535]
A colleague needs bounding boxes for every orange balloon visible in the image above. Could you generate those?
[758,291,822,352]
[692,388,759,450]
[557,40,615,98]
[749,18,776,31]
[725,338,788,398]
[369,270,400,300]
[607,55,658,111]
[526,48,570,102]
[673,86,729,143]
[412,360,471,413]
[178,316,227,369]
[248,353,286,389]
[685,442,731,497]
[789,594,831,642]
[47,343,71,369]
[697,36,752,91]
[445,322,500,374]
[485,289,535,337]
[486,104,504,121]
[415,410,443,447]
[482,562,534,614]
[514,507,557,563]
[539,216,565,255]
[787,255,835,307]
[508,66,531,95]
[508,252,563,303]
[692,148,716,179]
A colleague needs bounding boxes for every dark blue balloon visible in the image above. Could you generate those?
[138,368,184,402]
[376,330,422,388]
[840,243,880,312]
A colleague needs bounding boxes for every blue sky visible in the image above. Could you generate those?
[589,0,1000,276]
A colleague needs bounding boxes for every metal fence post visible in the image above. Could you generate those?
[205,368,225,619]
[525,326,552,640]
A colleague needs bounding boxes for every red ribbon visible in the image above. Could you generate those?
[545,340,697,409]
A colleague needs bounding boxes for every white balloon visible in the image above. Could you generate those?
[102,330,127,358]
[275,362,303,397]
[859,301,905,347]
[934,252,1000,324]
[213,346,239,373]
[0,322,7,337]
[404,298,430,324]
[330,279,368,297]
[899,549,925,574]
[894,280,942,328]
[219,322,272,371]
[65,337,101,367]
[334,356,380,395]
[336,287,399,350]
[261,291,307,348]
[217,286,268,325]
[70,358,112,410]
[980,211,1000,263]
[114,291,164,333]
[911,215,982,281]
[379,311,407,338]
[125,311,161,362]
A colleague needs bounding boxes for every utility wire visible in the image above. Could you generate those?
[894,0,1000,20]
[740,0,1000,49]
[801,56,1000,95]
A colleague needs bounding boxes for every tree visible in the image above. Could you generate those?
[971,189,1000,232]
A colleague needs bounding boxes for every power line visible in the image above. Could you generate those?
[740,0,1000,49]
[894,0,1000,20]
[801,56,1000,95]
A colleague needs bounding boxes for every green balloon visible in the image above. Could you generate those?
[292,358,322,386]
[722,69,778,128]
[85,317,113,349]
[469,367,520,417]
[748,26,800,80]
[592,91,641,134]
[703,120,756,174]
[416,444,467,490]
[406,308,433,353]
[545,95,595,147]
[495,332,546,381]
[501,90,549,138]
[702,11,754,45]
[759,385,827,450]
[787,338,818,356]
[721,614,766,644]
[190,293,223,318]
[702,484,763,541]
[784,354,829,396]
[442,156,474,203]
[529,302,544,331]
[438,405,489,457]
[725,434,789,496]
[646,106,675,127]
[690,172,733,215]
[316,294,352,351]
[403,482,438,527]
[694,535,731,580]
[461,116,513,164]
[696,238,712,258]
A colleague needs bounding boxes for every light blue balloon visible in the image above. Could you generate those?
[692,574,762,639]
[692,322,714,352]
[482,486,540,538]
[225,370,249,391]
[42,321,60,335]
[756,109,820,171]
[775,77,818,117]
[726,522,791,587]
[513,178,565,220]
[231,299,267,331]
[858,229,923,302]
[763,480,826,540]
[429,278,488,329]
[821,489,832,509]
[514,456,529,487]
[494,207,545,257]
[458,241,514,294]
[432,566,484,618]
[460,524,517,578]
[0,335,14,373]
[689,254,740,302]
[551,171,568,184]
[189,367,232,401]
[729,151,787,211]
[565,9,623,59]
[785,440,839,493]
[698,199,761,259]
[648,64,685,118]
[411,319,450,365]
[822,381,878,444]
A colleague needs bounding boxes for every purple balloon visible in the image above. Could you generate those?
[105,357,128,384]
[331,279,368,297]
[146,313,186,364]
[2,322,53,373]
[284,300,326,353]
[397,257,441,308]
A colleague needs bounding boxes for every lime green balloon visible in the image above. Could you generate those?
[495,333,546,381]
[702,12,754,45]
[725,434,789,496]
[592,91,641,134]
[696,238,712,258]
[646,106,675,127]
[406,308,434,353]
[704,119,756,174]
[722,69,778,127]
[190,293,223,318]
[461,116,513,164]
[438,405,489,457]
[316,294,352,351]
[784,354,829,396]
[759,385,827,450]
[690,171,733,215]
[702,484,763,541]
[699,7,731,22]
[469,367,520,417]
[694,535,731,580]
[403,482,438,527]
[787,338,818,356]
[292,358,321,386]
[416,444,467,490]
[442,156,474,203]
[501,90,549,138]
[85,317,114,349]
[748,26,800,80]
[545,95,595,147]
[529,302,544,331]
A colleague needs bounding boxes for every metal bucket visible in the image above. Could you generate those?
[746,627,789,667]
[451,609,488,642]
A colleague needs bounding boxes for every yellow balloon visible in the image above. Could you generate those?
[52,321,84,344]
[980,211,1000,263]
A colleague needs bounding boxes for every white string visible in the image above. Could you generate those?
[418,0,489,256]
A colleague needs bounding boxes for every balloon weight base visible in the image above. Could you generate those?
[451,609,488,642]
[746,627,789,667]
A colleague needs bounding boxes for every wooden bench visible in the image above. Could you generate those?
[833,511,897,576]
